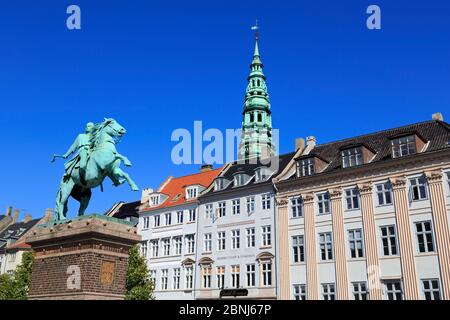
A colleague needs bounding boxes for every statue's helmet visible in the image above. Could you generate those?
[85,122,95,133]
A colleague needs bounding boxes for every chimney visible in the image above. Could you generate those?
[432,112,444,121]
[306,136,316,148]
[13,209,19,223]
[22,215,33,223]
[44,208,54,222]
[200,164,213,172]
[141,188,154,204]
[6,206,12,217]
[295,138,305,151]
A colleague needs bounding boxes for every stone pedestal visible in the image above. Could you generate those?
[26,214,141,300]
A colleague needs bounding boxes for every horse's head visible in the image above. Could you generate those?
[103,118,126,138]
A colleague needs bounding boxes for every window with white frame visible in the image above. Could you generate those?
[322,283,335,300]
[173,268,181,290]
[164,212,171,225]
[352,282,367,300]
[246,228,255,248]
[246,196,255,214]
[176,211,184,224]
[202,266,212,288]
[150,195,160,206]
[297,158,315,177]
[383,280,403,300]
[185,234,195,254]
[348,229,364,258]
[143,216,150,229]
[410,176,428,201]
[317,193,330,215]
[376,182,392,205]
[217,231,226,251]
[149,269,156,286]
[255,168,270,182]
[203,233,212,252]
[261,226,272,247]
[188,208,196,222]
[319,232,333,261]
[261,262,272,286]
[231,229,240,249]
[161,269,168,290]
[415,221,435,253]
[246,264,256,287]
[291,197,303,218]
[234,174,246,187]
[153,215,160,227]
[231,265,240,288]
[205,204,213,219]
[162,238,170,256]
[232,199,241,215]
[262,193,271,210]
[217,266,225,289]
[292,235,305,263]
[214,178,226,191]
[293,284,307,300]
[185,266,193,290]
[174,236,182,255]
[141,241,148,258]
[342,147,363,168]
[380,225,398,256]
[150,240,159,257]
[392,135,416,158]
[218,202,226,217]
[422,279,441,300]
[186,186,198,200]
[345,188,360,210]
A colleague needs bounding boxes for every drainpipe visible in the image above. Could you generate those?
[272,182,279,300]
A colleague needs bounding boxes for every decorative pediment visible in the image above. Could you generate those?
[256,251,274,261]
[198,257,214,265]
[181,258,195,266]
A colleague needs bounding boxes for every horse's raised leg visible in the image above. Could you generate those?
[55,178,75,220]
[78,189,92,216]
[112,167,139,191]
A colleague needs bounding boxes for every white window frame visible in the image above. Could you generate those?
[202,266,212,289]
[174,236,182,255]
[246,228,255,248]
[261,225,272,247]
[217,231,226,251]
[150,240,159,258]
[176,211,183,224]
[188,208,196,222]
[380,225,398,256]
[317,192,330,215]
[161,269,168,290]
[376,182,393,206]
[173,268,181,290]
[205,204,213,219]
[297,158,315,177]
[342,147,363,168]
[292,235,305,263]
[164,212,171,226]
[232,199,241,215]
[162,238,170,256]
[218,202,226,217]
[409,176,428,201]
[141,241,148,258]
[153,215,160,227]
[422,279,441,300]
[217,266,225,289]
[262,193,271,210]
[293,284,307,300]
[185,266,193,290]
[345,188,360,210]
[415,221,435,253]
[322,283,336,300]
[392,135,416,158]
[348,229,364,258]
[231,229,240,249]
[231,265,240,288]
[246,264,256,287]
[246,196,255,214]
[185,234,195,254]
[383,280,403,300]
[143,216,150,230]
[319,232,333,261]
[261,261,272,286]
[203,233,212,252]
[291,197,303,218]
[186,186,198,200]
[352,282,367,300]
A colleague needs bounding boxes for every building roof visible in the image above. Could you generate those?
[140,167,223,212]
[0,218,41,253]
[109,200,141,219]
[291,119,450,178]
[6,241,31,250]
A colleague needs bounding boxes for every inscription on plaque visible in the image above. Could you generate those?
[100,261,115,285]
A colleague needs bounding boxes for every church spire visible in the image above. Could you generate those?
[238,22,275,161]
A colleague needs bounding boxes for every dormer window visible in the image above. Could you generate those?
[149,195,160,206]
[342,147,363,168]
[392,135,416,158]
[255,167,272,182]
[234,174,245,187]
[297,158,315,177]
[214,178,226,191]
[186,186,198,200]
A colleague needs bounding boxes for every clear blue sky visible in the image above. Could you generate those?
[1,0,449,218]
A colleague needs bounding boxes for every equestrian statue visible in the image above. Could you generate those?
[51,118,139,220]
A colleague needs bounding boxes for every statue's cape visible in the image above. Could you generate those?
[64,155,80,177]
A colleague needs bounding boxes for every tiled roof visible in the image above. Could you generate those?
[0,218,41,253]
[140,167,223,212]
[6,241,31,250]
[292,120,450,177]
[110,201,141,219]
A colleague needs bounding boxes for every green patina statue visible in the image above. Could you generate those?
[51,118,139,220]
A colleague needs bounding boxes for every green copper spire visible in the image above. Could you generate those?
[239,22,275,160]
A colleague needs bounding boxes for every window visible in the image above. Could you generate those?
[186,186,198,199]
[232,199,241,215]
[185,235,195,254]
[255,168,270,182]
[415,221,435,253]
[261,226,272,247]
[291,197,303,218]
[234,174,246,187]
[345,188,360,210]
[376,182,392,205]
[446,172,450,191]
[149,270,156,286]
[348,229,364,258]
[185,266,193,290]
[342,147,362,168]
[246,196,255,214]
[161,269,168,290]
[410,177,428,201]
[150,195,160,206]
[215,178,226,191]
[203,233,212,252]
[246,228,255,248]
[154,215,160,227]
[293,284,307,300]
[150,240,159,257]
[422,279,441,300]
[257,113,262,122]
[261,262,272,286]
[392,135,416,158]
[384,280,403,300]
[141,241,148,258]
[177,211,184,224]
[352,282,367,300]
[205,204,213,219]
[218,202,226,217]
[231,265,240,288]
[292,235,305,263]
[174,236,182,255]
[217,266,225,289]
[202,266,212,288]
[246,264,256,287]
[162,238,170,256]
[297,158,315,177]
[319,232,333,261]
[380,225,398,256]
[143,216,150,229]
[231,229,240,249]
[188,209,196,222]
[164,212,171,225]
[317,193,330,215]
[173,268,181,290]
[322,283,335,300]
[217,231,226,251]
[262,193,271,210]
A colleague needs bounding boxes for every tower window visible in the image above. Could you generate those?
[250,113,254,122]
[258,113,262,122]
[257,79,261,86]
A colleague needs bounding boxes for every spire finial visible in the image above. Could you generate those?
[251,20,259,41]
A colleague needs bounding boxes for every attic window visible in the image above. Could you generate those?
[342,147,363,168]
[149,195,160,206]
[214,178,226,191]
[16,228,26,236]
[255,168,271,182]
[4,230,14,239]
[391,135,416,158]
[186,186,198,200]
[172,194,181,202]
[297,158,315,177]
[234,174,246,187]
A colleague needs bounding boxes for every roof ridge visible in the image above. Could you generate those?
[164,167,223,182]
